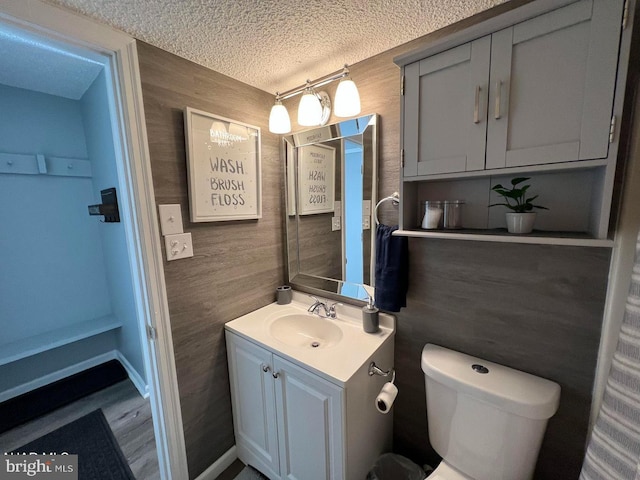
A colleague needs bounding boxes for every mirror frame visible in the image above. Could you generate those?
[283,114,378,305]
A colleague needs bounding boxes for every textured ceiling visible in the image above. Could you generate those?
[0,22,104,99]
[42,0,507,95]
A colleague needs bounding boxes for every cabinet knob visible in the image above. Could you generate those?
[272,371,280,379]
[261,364,271,373]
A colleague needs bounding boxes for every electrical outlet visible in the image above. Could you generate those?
[332,216,341,231]
[363,216,371,230]
[165,233,193,261]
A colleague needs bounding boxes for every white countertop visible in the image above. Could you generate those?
[224,291,395,385]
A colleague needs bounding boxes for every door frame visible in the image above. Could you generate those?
[0,1,189,478]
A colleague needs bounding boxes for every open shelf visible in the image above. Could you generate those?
[394,228,613,247]
[0,315,122,366]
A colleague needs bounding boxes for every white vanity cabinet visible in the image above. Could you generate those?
[226,332,343,480]
[226,333,281,478]
[226,332,355,480]
[225,299,395,480]
[395,0,634,243]
[403,0,624,177]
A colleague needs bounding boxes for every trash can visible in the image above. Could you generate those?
[367,453,427,480]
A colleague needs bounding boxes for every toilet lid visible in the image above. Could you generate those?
[426,462,472,480]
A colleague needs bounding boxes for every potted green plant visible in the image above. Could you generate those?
[489,177,548,234]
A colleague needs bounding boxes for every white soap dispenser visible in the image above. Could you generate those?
[362,295,379,333]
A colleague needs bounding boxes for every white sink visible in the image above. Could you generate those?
[268,314,343,349]
[225,292,395,384]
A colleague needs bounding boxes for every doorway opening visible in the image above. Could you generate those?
[0,4,187,478]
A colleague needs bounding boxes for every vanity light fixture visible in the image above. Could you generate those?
[268,64,361,134]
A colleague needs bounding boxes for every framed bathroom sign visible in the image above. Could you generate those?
[297,143,335,215]
[184,107,262,222]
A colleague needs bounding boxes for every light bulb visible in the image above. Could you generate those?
[298,89,322,126]
[269,100,291,134]
[334,78,361,117]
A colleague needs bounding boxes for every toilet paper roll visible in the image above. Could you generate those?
[376,382,398,414]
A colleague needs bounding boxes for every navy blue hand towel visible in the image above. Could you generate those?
[374,224,408,312]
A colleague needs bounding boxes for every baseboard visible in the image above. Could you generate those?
[0,359,128,434]
[115,351,149,398]
[195,446,238,480]
[0,350,149,403]
[0,352,116,403]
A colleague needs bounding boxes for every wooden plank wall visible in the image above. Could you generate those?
[282,1,611,478]
[136,0,617,478]
[136,42,285,478]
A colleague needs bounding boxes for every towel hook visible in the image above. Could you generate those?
[374,192,400,225]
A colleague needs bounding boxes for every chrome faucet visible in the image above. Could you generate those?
[308,296,340,319]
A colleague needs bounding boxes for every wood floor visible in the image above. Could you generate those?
[0,379,159,480]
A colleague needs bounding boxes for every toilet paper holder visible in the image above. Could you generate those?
[368,362,395,384]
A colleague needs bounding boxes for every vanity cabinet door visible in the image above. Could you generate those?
[486,0,623,169]
[273,356,344,480]
[403,36,491,176]
[226,333,280,478]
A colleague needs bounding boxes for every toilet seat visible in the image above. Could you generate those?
[426,461,473,480]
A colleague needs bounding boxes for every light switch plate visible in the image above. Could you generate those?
[334,201,342,217]
[332,216,341,231]
[164,233,193,261]
[362,200,371,216]
[159,204,184,236]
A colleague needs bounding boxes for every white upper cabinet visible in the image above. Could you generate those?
[402,0,625,177]
[404,36,490,176]
[486,0,624,169]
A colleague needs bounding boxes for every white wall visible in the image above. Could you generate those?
[0,84,112,341]
[0,76,147,399]
[81,70,147,390]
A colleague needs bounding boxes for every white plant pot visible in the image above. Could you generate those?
[505,212,536,234]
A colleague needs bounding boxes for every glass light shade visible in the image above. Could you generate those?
[298,90,322,126]
[269,102,291,134]
[334,78,361,117]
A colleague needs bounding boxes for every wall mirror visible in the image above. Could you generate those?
[284,114,377,303]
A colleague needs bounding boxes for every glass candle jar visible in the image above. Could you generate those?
[443,200,465,229]
[421,201,443,229]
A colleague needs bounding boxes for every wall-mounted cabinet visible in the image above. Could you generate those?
[395,0,633,245]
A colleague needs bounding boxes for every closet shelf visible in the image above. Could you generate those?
[393,228,614,247]
[0,315,122,366]
[0,152,91,178]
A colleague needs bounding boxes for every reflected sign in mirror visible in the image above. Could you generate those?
[284,114,377,303]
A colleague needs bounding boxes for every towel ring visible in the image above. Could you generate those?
[374,192,400,225]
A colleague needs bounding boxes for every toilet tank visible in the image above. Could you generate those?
[421,344,560,480]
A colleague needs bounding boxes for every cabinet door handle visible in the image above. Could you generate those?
[261,364,271,373]
[473,85,481,124]
[494,80,502,120]
[272,371,280,379]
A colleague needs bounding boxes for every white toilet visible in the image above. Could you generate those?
[421,344,561,480]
